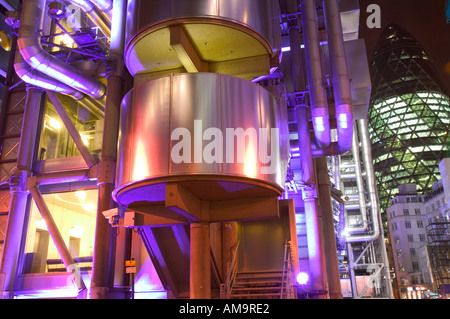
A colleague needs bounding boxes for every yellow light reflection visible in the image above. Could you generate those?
[244,140,258,178]
[132,139,150,181]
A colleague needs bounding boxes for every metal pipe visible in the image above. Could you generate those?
[14,49,85,100]
[300,0,331,149]
[323,0,354,153]
[15,50,105,118]
[90,0,126,299]
[316,156,343,299]
[0,172,29,299]
[0,0,14,11]
[296,105,314,185]
[287,0,314,186]
[304,196,328,298]
[91,0,113,23]
[91,0,113,12]
[67,0,111,37]
[17,0,106,100]
[17,87,44,171]
[308,0,354,157]
[29,185,87,293]
[345,119,380,242]
[46,90,98,168]
[346,121,368,233]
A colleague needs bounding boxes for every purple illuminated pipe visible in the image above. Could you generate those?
[17,0,106,100]
[68,0,112,27]
[91,0,113,12]
[301,0,331,149]
[311,0,354,157]
[14,50,85,99]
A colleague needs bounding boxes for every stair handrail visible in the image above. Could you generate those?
[221,240,240,299]
[281,240,296,299]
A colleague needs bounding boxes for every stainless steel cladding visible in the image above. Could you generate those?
[113,73,289,206]
[124,0,281,77]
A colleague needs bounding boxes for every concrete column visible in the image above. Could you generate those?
[316,157,343,299]
[190,221,211,299]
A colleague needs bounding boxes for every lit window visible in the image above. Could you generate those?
[24,189,98,274]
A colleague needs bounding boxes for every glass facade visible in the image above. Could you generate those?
[38,96,104,161]
[23,190,98,274]
[368,24,450,214]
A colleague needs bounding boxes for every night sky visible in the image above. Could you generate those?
[358,0,450,93]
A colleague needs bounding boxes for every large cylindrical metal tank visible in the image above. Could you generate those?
[124,0,281,79]
[113,73,289,207]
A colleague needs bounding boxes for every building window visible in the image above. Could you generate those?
[403,209,410,216]
[410,248,416,256]
[412,262,420,271]
[415,208,421,215]
[417,220,424,228]
[405,221,412,228]
[38,97,104,161]
[419,234,426,242]
[23,189,98,274]
[408,234,414,242]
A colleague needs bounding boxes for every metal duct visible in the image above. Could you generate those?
[91,0,113,12]
[324,0,353,153]
[14,49,85,99]
[299,0,354,158]
[346,121,368,233]
[345,119,380,242]
[67,0,112,35]
[17,0,106,100]
[0,0,14,11]
[300,0,331,149]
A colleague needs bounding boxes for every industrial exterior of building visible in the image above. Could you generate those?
[368,24,450,216]
[0,0,394,299]
[386,158,450,299]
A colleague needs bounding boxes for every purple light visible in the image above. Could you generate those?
[296,272,309,285]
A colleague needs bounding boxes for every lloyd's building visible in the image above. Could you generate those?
[0,0,392,299]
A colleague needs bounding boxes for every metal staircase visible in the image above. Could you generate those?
[230,270,287,299]
[224,241,297,299]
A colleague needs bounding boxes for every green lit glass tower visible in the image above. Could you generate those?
[368,24,450,214]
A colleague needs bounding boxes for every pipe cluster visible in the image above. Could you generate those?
[13,0,110,100]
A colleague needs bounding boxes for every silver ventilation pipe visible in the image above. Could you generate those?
[346,121,368,233]
[91,0,112,12]
[14,49,85,99]
[0,0,14,11]
[345,119,381,242]
[15,50,106,119]
[17,0,106,100]
[300,0,331,150]
[310,0,354,157]
[67,0,111,36]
